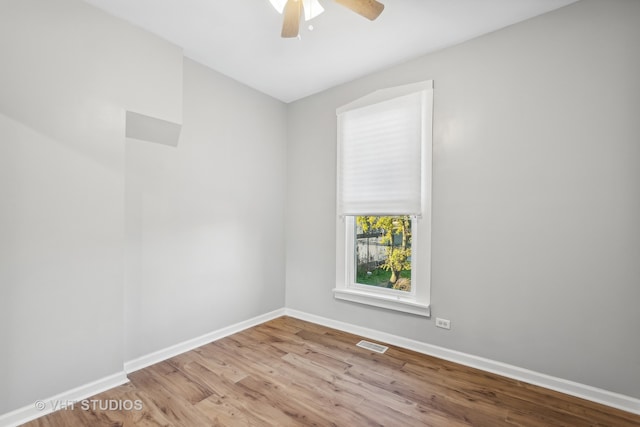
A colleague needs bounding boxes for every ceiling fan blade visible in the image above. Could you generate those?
[281,0,302,38]
[334,0,384,20]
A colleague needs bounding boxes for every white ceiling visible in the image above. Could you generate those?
[83,0,578,103]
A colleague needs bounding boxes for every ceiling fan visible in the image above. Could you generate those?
[269,0,385,38]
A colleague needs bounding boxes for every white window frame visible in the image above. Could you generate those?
[333,81,433,317]
[346,215,419,300]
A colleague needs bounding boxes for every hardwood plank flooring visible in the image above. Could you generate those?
[22,316,640,426]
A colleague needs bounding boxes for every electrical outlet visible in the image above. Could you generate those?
[435,317,451,330]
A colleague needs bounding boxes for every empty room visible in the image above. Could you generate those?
[1,0,639,425]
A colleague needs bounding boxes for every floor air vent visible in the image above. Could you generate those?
[356,340,388,354]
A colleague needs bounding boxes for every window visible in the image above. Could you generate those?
[333,81,433,317]
[354,215,413,291]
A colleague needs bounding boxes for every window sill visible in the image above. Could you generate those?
[333,288,431,317]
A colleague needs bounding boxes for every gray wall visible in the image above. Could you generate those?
[125,59,287,361]
[0,0,182,413]
[0,0,287,416]
[285,0,640,399]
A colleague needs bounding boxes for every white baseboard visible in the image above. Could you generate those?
[3,306,637,427]
[124,308,286,373]
[0,308,285,427]
[0,371,128,427]
[284,308,640,416]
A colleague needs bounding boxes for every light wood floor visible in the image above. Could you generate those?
[24,316,640,426]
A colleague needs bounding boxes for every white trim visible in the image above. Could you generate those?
[284,308,640,416]
[333,288,430,317]
[0,309,286,427]
[336,215,431,314]
[335,82,433,314]
[336,80,433,115]
[0,371,128,427]
[3,306,638,426]
[124,308,286,373]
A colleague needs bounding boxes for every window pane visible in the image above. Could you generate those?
[355,216,411,292]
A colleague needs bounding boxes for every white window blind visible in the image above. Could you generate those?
[337,85,430,216]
